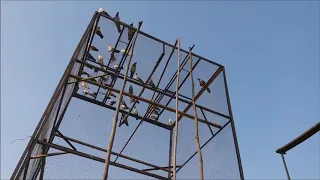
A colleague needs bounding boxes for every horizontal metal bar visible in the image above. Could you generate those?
[36,140,169,180]
[30,152,68,159]
[143,165,181,172]
[53,133,171,173]
[74,93,171,130]
[71,74,222,129]
[276,121,320,154]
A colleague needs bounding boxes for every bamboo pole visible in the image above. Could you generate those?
[172,38,181,180]
[189,47,204,179]
[101,21,143,180]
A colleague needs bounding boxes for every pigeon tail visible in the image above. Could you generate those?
[206,88,211,93]
[130,71,134,78]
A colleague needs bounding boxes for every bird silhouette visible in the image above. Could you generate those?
[119,113,129,127]
[134,73,144,84]
[95,26,104,39]
[87,52,96,62]
[114,12,121,33]
[120,49,132,56]
[128,23,134,41]
[130,62,137,78]
[98,55,104,65]
[147,79,156,89]
[132,107,139,120]
[121,100,129,110]
[98,8,110,17]
[114,64,123,71]
[109,101,116,106]
[197,78,211,93]
[150,113,157,120]
[89,44,99,51]
[168,118,173,126]
[129,85,133,94]
[108,44,120,54]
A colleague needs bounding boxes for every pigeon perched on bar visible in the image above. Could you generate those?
[168,118,173,126]
[129,85,133,94]
[108,44,120,54]
[98,8,110,17]
[81,81,89,89]
[120,48,132,56]
[98,55,104,65]
[114,64,123,71]
[109,101,116,106]
[89,44,99,51]
[130,62,137,78]
[150,113,157,120]
[132,107,139,120]
[121,100,129,110]
[128,23,134,41]
[134,73,144,84]
[114,12,121,33]
[147,79,156,89]
[95,27,104,39]
[197,78,211,93]
[87,52,96,62]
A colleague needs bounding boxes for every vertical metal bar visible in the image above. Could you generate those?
[222,68,245,180]
[281,154,291,180]
[172,38,181,180]
[189,47,204,179]
[39,139,47,180]
[168,130,173,178]
[102,21,143,180]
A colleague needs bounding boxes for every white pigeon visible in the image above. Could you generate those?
[133,73,144,84]
[168,118,172,126]
[98,8,110,17]
[81,81,89,89]
[114,64,122,71]
[120,48,132,56]
[98,55,103,65]
[108,44,120,54]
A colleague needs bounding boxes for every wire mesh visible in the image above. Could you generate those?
[12,12,243,180]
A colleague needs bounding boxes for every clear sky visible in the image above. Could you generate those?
[1,1,319,179]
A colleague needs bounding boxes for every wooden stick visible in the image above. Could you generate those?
[189,47,204,179]
[102,21,143,180]
[172,38,181,180]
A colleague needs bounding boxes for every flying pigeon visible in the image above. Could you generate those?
[114,12,121,33]
[95,26,104,39]
[108,44,120,54]
[120,48,132,56]
[119,113,129,127]
[130,62,137,78]
[89,44,99,51]
[98,8,110,17]
[109,101,116,106]
[81,81,89,89]
[197,78,211,93]
[87,52,96,62]
[134,73,144,84]
[147,79,156,89]
[128,23,134,41]
[132,107,139,120]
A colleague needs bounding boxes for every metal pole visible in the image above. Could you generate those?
[281,154,291,180]
[172,38,181,180]
[168,130,173,178]
[39,139,47,180]
[188,47,204,179]
[101,21,143,180]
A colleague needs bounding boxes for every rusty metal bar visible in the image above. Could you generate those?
[30,152,68,159]
[199,108,214,136]
[222,68,244,180]
[54,128,77,151]
[172,38,181,180]
[102,21,143,180]
[52,133,171,173]
[70,74,221,129]
[113,40,177,163]
[143,165,181,172]
[74,93,170,129]
[281,154,291,180]
[36,140,169,180]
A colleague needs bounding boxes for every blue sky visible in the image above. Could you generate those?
[1,1,319,179]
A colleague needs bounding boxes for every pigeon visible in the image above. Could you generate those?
[150,113,157,120]
[87,52,96,62]
[81,70,90,77]
[110,54,117,63]
[134,73,144,84]
[152,109,161,116]
[197,78,211,93]
[147,79,156,89]
[121,100,129,110]
[129,97,139,104]
[98,8,110,17]
[108,44,120,54]
[132,107,139,120]
[114,64,123,71]
[81,81,89,89]
[168,118,173,126]
[130,62,137,78]
[129,85,133,94]
[114,12,121,33]
[94,67,99,73]
[128,23,134,41]
[98,55,104,65]
[95,26,104,39]
[120,48,132,56]
[109,101,116,106]
[119,113,129,127]
[89,44,99,51]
